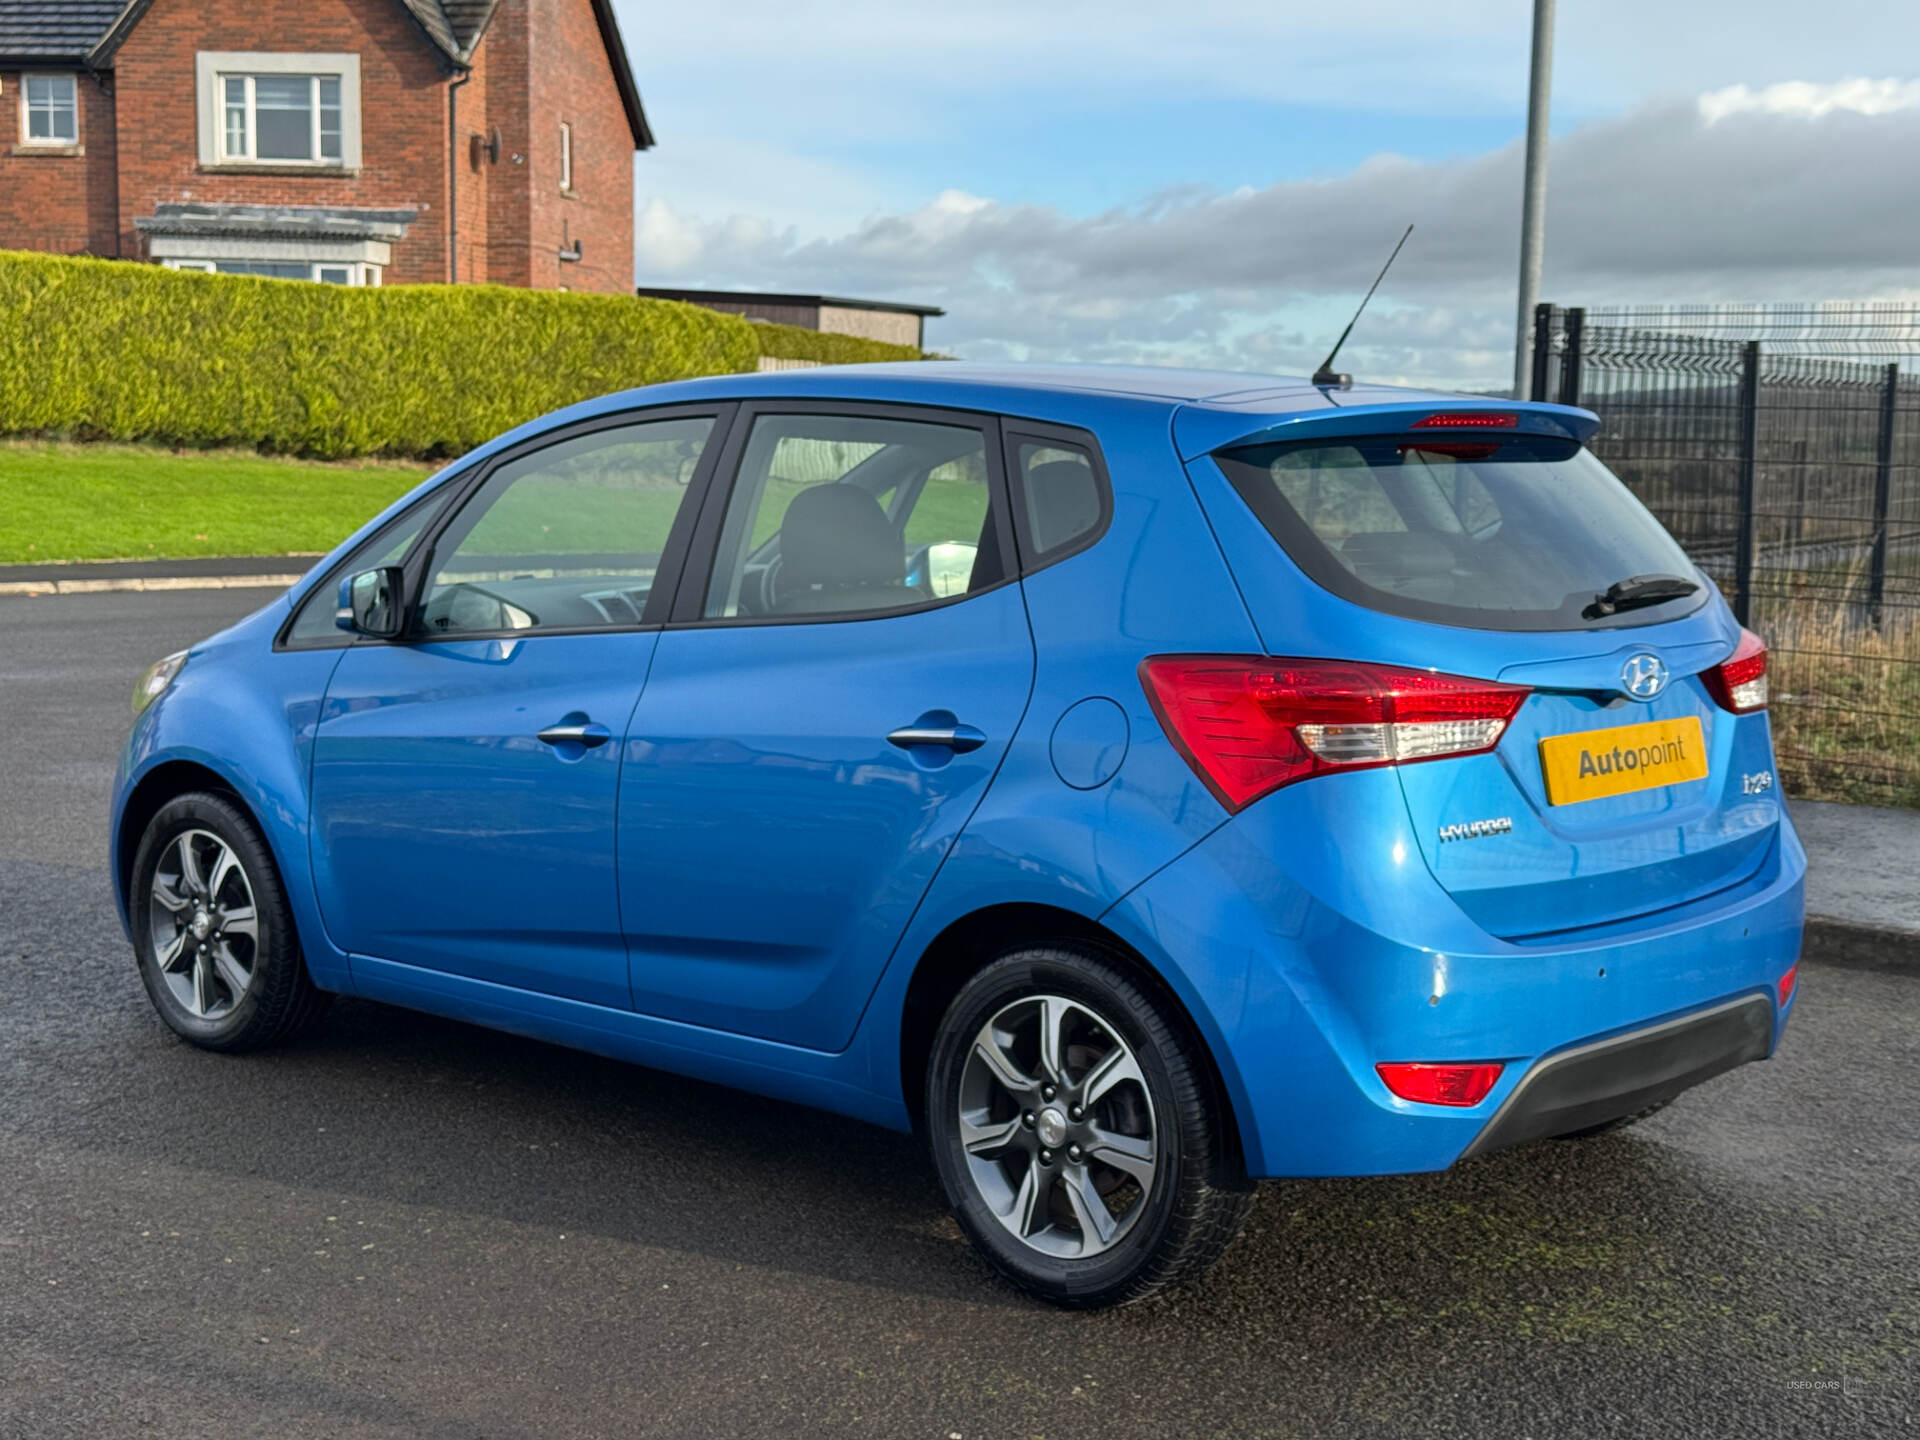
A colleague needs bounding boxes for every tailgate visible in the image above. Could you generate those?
[1395,642,1781,939]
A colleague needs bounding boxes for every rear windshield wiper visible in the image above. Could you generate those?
[1582,573,1699,620]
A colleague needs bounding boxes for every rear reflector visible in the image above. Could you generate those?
[1779,963,1798,1006]
[1376,1062,1505,1107]
[1704,628,1769,713]
[1410,411,1517,429]
[1139,656,1530,812]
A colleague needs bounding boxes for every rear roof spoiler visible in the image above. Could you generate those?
[1172,398,1601,462]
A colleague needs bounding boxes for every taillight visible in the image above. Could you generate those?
[1703,628,1768,713]
[1139,656,1531,812]
[1779,963,1798,1006]
[1377,1062,1505,1107]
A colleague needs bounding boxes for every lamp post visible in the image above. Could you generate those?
[1512,0,1555,399]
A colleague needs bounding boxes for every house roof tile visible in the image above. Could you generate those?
[1,0,648,150]
[0,0,125,61]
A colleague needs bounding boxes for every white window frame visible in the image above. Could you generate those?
[559,120,573,193]
[19,71,80,147]
[195,52,361,169]
[219,74,343,166]
[162,258,383,286]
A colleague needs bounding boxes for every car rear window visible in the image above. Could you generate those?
[1212,433,1706,631]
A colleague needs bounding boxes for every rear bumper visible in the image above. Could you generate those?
[1457,993,1774,1159]
[1100,767,1804,1179]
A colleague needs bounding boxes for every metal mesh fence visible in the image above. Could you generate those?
[1532,304,1920,806]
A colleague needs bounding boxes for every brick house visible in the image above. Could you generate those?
[0,0,652,290]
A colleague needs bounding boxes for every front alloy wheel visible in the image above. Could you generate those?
[146,828,260,1020]
[927,945,1252,1308]
[130,791,327,1051]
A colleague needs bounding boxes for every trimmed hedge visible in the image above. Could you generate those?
[0,250,761,458]
[752,319,925,366]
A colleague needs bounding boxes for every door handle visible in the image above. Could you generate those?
[538,721,612,749]
[887,722,987,753]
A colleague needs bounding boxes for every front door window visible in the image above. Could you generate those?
[420,415,717,635]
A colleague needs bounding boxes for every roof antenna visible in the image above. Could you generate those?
[1312,223,1414,389]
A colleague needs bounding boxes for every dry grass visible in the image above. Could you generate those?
[1759,575,1920,809]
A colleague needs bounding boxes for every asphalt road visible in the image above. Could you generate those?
[2,588,1916,1439]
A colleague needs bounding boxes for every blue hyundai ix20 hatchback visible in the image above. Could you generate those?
[113,363,1803,1307]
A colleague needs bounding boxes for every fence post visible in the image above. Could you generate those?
[1557,307,1584,407]
[1530,304,1554,402]
[1869,362,1898,626]
[1733,339,1762,628]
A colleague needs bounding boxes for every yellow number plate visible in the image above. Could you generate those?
[1538,716,1708,805]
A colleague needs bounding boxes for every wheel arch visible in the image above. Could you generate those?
[115,759,249,910]
[896,901,1248,1182]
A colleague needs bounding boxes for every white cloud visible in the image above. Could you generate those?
[637,87,1920,388]
[1699,77,1920,122]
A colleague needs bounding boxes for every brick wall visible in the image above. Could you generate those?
[451,21,490,283]
[109,0,454,282]
[1,0,636,290]
[509,0,634,294]
[477,0,529,287]
[0,70,120,255]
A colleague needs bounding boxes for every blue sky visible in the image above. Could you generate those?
[609,1,1920,387]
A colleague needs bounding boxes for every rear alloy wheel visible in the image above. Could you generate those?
[131,792,327,1052]
[927,946,1251,1308]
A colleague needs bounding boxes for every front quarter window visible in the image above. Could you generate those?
[281,491,448,645]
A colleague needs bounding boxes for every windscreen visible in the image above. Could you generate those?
[1212,433,1705,631]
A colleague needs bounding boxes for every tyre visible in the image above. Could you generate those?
[925,944,1252,1308]
[129,791,328,1052]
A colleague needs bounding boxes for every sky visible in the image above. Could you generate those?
[609,1,1920,389]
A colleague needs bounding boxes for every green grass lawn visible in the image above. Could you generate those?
[0,441,994,567]
[0,440,431,564]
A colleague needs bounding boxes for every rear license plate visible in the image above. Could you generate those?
[1538,716,1708,805]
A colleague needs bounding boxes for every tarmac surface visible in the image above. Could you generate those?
[2,586,1915,1438]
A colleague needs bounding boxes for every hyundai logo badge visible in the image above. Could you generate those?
[1620,653,1669,700]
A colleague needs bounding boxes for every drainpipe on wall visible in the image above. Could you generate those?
[447,68,471,283]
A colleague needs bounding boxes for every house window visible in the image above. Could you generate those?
[163,258,382,285]
[220,74,342,163]
[559,121,573,192]
[21,73,79,145]
[195,52,362,168]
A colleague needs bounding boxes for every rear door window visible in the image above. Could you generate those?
[700,412,1005,620]
[1213,433,1704,631]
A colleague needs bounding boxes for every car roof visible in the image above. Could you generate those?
[624,360,1472,412]
[463,362,1594,477]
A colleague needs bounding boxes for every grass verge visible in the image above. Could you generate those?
[0,440,430,564]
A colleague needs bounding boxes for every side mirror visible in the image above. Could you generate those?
[336,566,406,638]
